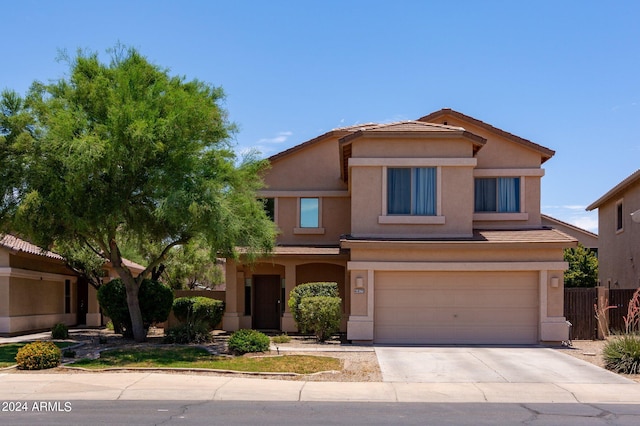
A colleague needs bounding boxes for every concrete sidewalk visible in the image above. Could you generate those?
[2,331,640,404]
[1,371,640,403]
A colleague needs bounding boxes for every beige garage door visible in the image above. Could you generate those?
[374,271,539,344]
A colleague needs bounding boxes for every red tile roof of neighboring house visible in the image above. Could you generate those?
[0,233,146,271]
[0,234,64,260]
[418,108,555,163]
[586,169,640,211]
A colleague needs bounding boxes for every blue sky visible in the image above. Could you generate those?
[3,0,640,233]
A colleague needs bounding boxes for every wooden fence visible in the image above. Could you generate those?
[564,288,597,340]
[564,287,638,340]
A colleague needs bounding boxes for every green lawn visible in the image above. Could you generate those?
[0,342,75,367]
[69,347,341,374]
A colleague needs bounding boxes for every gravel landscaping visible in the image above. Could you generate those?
[5,328,639,384]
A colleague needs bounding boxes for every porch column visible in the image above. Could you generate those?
[222,260,242,331]
[539,269,570,342]
[281,262,297,332]
[346,267,374,343]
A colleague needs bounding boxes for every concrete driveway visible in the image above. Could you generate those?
[374,346,634,384]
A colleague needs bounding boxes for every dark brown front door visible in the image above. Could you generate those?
[252,275,281,330]
[77,278,89,325]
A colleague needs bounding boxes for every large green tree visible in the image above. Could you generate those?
[564,243,599,288]
[0,46,275,341]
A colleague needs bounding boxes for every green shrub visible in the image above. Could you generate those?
[51,323,69,339]
[603,335,640,374]
[271,333,292,344]
[227,329,270,355]
[15,341,61,370]
[164,322,213,344]
[97,279,174,337]
[298,296,342,342]
[173,297,224,329]
[288,282,339,326]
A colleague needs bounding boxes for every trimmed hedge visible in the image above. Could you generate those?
[298,296,342,342]
[51,323,69,340]
[16,341,61,370]
[172,296,224,329]
[227,329,270,354]
[288,282,339,326]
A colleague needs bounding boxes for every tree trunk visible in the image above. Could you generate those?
[121,275,146,342]
[107,239,147,342]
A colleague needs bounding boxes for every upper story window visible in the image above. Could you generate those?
[261,198,275,221]
[387,167,436,216]
[300,197,319,228]
[616,199,624,232]
[474,177,521,213]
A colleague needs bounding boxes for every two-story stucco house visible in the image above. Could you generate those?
[587,169,640,289]
[223,109,577,344]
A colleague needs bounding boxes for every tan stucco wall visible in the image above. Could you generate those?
[597,179,640,289]
[0,277,9,316]
[9,277,65,316]
[351,137,473,158]
[350,164,476,238]
[10,253,71,275]
[0,249,9,266]
[265,136,347,191]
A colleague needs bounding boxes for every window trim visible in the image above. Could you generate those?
[472,175,528,221]
[616,199,624,233]
[294,197,325,234]
[379,166,445,225]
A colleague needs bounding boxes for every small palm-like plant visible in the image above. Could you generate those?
[603,335,640,374]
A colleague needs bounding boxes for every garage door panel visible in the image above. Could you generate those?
[374,271,539,344]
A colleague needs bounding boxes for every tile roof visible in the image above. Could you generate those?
[0,234,146,270]
[587,169,640,211]
[473,228,577,243]
[418,108,555,163]
[341,228,577,245]
[0,234,64,260]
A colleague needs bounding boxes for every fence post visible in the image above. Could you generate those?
[596,286,609,339]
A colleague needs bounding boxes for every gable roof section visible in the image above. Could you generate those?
[0,234,64,260]
[587,169,640,211]
[268,123,376,163]
[541,214,598,239]
[339,120,486,182]
[418,108,555,163]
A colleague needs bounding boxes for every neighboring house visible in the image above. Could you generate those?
[224,108,577,344]
[541,214,598,253]
[587,169,640,289]
[0,234,144,336]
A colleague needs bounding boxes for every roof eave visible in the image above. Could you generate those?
[587,169,640,210]
[418,108,555,163]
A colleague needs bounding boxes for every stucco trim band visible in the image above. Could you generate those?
[347,261,569,272]
[0,267,77,282]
